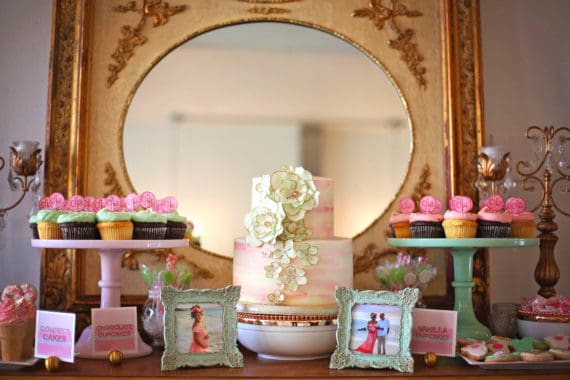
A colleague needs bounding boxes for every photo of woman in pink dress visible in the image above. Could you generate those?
[355,313,378,354]
[189,304,210,353]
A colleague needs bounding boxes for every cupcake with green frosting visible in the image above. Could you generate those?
[58,211,99,240]
[29,214,39,239]
[36,210,67,239]
[131,210,167,240]
[164,211,187,239]
[96,208,133,240]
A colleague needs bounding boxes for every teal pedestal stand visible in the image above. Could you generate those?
[388,238,539,341]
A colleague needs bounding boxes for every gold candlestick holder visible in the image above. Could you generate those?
[0,141,43,230]
[475,145,516,202]
[515,126,569,298]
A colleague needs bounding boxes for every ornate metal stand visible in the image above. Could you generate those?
[515,126,569,298]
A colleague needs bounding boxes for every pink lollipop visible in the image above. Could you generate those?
[158,196,178,214]
[505,197,526,215]
[419,196,442,215]
[67,195,85,212]
[124,193,140,211]
[449,195,473,213]
[139,191,156,209]
[484,194,504,212]
[49,192,66,210]
[398,197,415,214]
[39,196,50,210]
[105,194,122,212]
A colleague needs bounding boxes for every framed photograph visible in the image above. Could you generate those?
[330,287,418,373]
[161,285,243,370]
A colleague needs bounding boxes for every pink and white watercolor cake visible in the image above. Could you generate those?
[233,166,353,315]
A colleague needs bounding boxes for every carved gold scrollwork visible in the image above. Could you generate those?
[104,162,125,196]
[42,250,72,310]
[352,0,426,89]
[236,0,301,15]
[108,0,187,87]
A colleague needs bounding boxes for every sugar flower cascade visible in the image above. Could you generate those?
[244,166,320,305]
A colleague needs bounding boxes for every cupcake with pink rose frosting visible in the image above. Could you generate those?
[0,284,37,361]
[442,195,478,238]
[410,196,444,238]
[389,197,415,238]
[506,197,536,238]
[476,194,512,238]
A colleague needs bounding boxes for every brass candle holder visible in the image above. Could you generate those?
[515,126,569,298]
[475,145,516,201]
[0,141,43,230]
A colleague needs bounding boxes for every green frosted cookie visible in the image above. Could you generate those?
[510,336,534,352]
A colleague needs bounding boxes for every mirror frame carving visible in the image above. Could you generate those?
[42,0,486,328]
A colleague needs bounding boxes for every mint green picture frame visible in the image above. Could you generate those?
[330,287,418,372]
[161,285,243,370]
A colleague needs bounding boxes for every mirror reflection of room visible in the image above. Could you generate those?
[124,23,410,256]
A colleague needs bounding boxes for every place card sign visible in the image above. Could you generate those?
[35,310,76,363]
[91,307,138,354]
[410,308,457,357]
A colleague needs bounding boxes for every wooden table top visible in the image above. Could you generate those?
[1,349,569,380]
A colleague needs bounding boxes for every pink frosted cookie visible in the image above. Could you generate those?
[460,341,488,361]
[544,335,570,350]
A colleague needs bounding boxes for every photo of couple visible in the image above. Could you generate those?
[349,304,401,355]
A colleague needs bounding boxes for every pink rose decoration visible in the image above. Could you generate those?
[159,196,178,214]
[84,196,96,212]
[105,194,122,212]
[449,195,473,213]
[419,196,442,214]
[94,198,105,212]
[39,196,50,210]
[398,197,415,214]
[124,193,140,211]
[483,194,504,212]
[49,192,66,210]
[139,191,156,209]
[67,195,85,212]
[505,197,526,215]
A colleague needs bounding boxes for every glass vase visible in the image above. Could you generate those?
[141,284,165,348]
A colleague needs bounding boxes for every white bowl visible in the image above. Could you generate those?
[517,318,570,340]
[237,322,337,360]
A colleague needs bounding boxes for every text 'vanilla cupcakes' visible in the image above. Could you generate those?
[410,196,444,238]
[506,197,536,238]
[389,197,415,238]
[443,195,478,238]
[477,194,512,238]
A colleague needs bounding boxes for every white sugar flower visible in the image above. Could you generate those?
[271,240,297,264]
[278,265,307,292]
[269,166,319,221]
[244,199,285,247]
[267,290,284,305]
[296,242,319,266]
[281,218,312,241]
[264,261,283,279]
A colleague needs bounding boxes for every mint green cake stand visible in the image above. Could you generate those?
[388,238,539,341]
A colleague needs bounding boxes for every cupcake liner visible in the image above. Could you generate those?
[442,219,477,238]
[29,223,39,239]
[0,319,35,361]
[60,222,99,240]
[476,220,511,238]
[97,221,134,240]
[510,220,536,238]
[390,221,412,238]
[133,222,167,240]
[165,221,187,239]
[37,221,63,240]
[410,221,444,238]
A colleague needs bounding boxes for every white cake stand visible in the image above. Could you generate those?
[32,239,189,359]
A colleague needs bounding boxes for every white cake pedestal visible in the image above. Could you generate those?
[32,239,189,359]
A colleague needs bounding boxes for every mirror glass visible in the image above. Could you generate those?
[124,22,411,256]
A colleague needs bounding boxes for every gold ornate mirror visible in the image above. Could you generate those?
[43,0,484,325]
